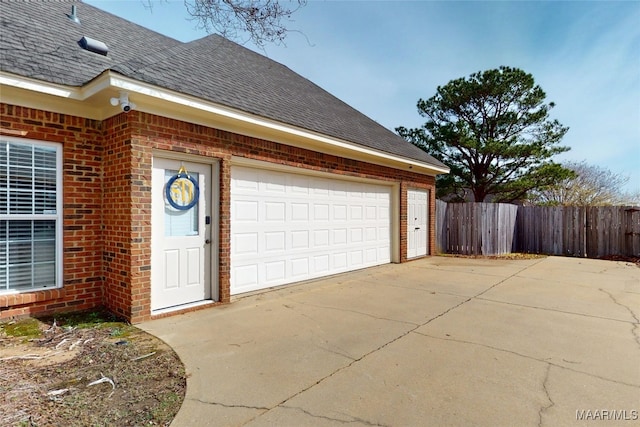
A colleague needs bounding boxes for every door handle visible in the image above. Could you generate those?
[205,239,211,244]
[415,227,420,230]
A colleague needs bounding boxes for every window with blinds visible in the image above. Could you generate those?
[0,138,62,293]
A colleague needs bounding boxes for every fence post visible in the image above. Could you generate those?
[435,200,447,254]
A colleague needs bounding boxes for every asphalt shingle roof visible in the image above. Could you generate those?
[0,0,446,170]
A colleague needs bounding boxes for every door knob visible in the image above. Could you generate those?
[205,239,211,244]
[415,227,420,230]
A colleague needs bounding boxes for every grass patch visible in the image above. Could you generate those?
[39,309,125,329]
[0,317,42,339]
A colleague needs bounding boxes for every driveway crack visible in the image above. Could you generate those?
[280,405,390,427]
[414,332,640,389]
[473,257,548,298]
[291,299,419,327]
[475,296,636,325]
[599,288,640,349]
[538,364,555,427]
[190,397,269,411]
[316,342,356,361]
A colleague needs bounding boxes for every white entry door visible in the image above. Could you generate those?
[151,158,212,311]
[407,189,428,258]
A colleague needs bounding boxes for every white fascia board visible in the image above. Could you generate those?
[0,72,78,99]
[0,71,113,100]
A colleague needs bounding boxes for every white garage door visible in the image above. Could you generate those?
[231,166,391,294]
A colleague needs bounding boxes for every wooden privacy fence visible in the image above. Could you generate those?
[436,201,518,256]
[436,201,640,258]
[514,206,587,257]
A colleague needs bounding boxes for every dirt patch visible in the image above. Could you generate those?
[0,311,185,427]
[441,252,640,266]
[438,253,547,260]
[599,254,640,267]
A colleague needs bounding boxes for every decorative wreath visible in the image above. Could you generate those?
[165,166,199,211]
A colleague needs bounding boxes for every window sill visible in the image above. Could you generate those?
[0,288,65,308]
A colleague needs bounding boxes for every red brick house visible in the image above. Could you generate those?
[0,1,448,323]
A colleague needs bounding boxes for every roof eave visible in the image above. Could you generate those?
[0,70,450,176]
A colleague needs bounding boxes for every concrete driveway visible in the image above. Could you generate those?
[140,256,640,427]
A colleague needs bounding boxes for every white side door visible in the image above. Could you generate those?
[407,189,428,258]
[151,158,212,311]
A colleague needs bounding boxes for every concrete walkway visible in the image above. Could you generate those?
[140,256,640,427]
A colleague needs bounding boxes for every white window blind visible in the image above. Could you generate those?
[0,138,62,292]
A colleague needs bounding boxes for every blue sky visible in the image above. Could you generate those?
[86,0,640,194]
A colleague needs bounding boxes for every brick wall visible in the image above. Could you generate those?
[1,104,104,319]
[100,114,135,320]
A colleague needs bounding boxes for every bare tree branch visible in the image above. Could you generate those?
[180,0,306,47]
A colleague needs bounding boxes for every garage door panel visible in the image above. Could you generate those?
[291,175,310,193]
[331,189,348,198]
[313,229,330,246]
[333,228,348,244]
[365,205,377,219]
[332,204,347,220]
[291,258,309,277]
[350,205,363,220]
[265,176,286,192]
[350,250,364,267]
[264,231,285,252]
[234,264,258,288]
[313,185,329,196]
[314,204,330,220]
[313,255,330,272]
[365,248,378,263]
[333,252,348,269]
[265,260,285,282]
[379,206,389,220]
[349,189,364,198]
[234,232,259,255]
[234,200,259,221]
[265,202,285,221]
[291,230,309,249]
[231,166,391,294]
[233,168,260,190]
[291,203,309,220]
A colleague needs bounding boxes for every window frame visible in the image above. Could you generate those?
[0,136,63,294]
